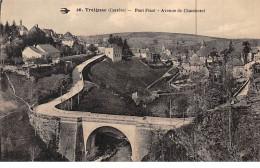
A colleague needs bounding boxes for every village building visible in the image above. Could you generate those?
[97,47,106,54]
[102,37,108,42]
[145,46,160,62]
[181,54,209,77]
[22,44,61,64]
[105,44,122,62]
[146,53,161,63]
[161,44,172,57]
[196,46,211,57]
[52,33,63,43]
[29,24,41,34]
[227,58,247,79]
[61,32,77,47]
[205,56,213,67]
[171,57,180,67]
[17,20,29,36]
[61,38,75,47]
[134,49,149,58]
[252,47,260,60]
[200,40,206,49]
[241,48,259,64]
[190,54,205,67]
[43,29,55,38]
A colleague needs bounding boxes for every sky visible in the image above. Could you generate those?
[1,0,260,39]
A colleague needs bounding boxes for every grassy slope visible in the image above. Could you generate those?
[7,73,70,105]
[89,58,169,96]
[77,87,149,116]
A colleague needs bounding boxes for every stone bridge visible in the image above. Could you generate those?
[30,55,193,161]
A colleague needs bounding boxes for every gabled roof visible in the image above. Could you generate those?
[29,25,41,34]
[161,53,170,60]
[196,47,211,57]
[27,46,45,55]
[107,44,121,49]
[36,44,60,53]
[18,25,28,32]
[43,29,54,32]
[64,32,73,38]
[43,29,54,35]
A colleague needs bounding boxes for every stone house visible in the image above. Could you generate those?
[22,44,61,64]
[105,44,122,62]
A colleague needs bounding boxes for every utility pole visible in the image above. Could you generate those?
[71,97,73,110]
[77,84,80,105]
[169,97,172,118]
[195,0,198,36]
[60,85,63,110]
[0,0,2,25]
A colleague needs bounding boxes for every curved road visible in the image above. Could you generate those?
[34,54,193,129]
[34,55,105,116]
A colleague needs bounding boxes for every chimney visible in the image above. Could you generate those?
[20,19,22,26]
[36,24,38,28]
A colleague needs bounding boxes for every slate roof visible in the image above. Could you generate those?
[29,25,41,34]
[43,29,54,36]
[64,32,73,38]
[18,25,28,32]
[27,46,45,55]
[36,44,61,53]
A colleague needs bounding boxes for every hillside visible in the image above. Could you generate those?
[0,74,66,161]
[76,58,170,116]
[81,32,260,55]
[87,58,169,96]
[144,72,260,161]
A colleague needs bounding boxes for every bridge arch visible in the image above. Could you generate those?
[82,123,137,161]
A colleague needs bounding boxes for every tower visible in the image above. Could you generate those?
[200,40,206,49]
[162,44,166,53]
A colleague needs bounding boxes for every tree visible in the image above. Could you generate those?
[57,44,72,56]
[145,130,192,161]
[114,36,123,47]
[210,47,218,61]
[3,21,10,36]
[228,41,234,53]
[72,41,84,55]
[223,70,236,150]
[4,37,24,64]
[108,34,114,44]
[242,41,251,63]
[0,23,4,35]
[87,44,98,53]
[10,20,19,37]
[26,27,47,46]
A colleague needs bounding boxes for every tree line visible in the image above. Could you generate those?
[108,34,133,60]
